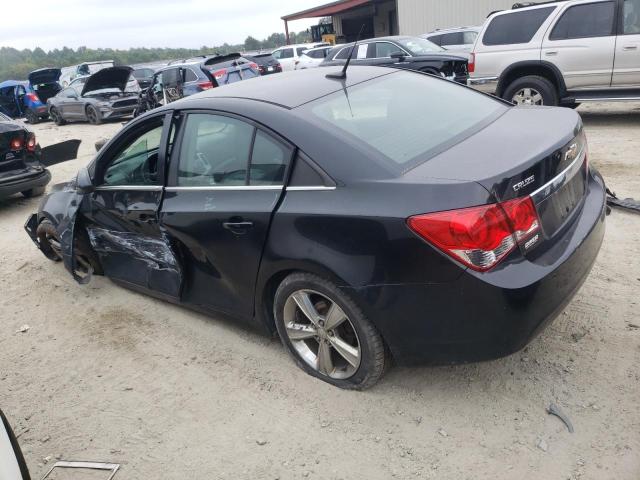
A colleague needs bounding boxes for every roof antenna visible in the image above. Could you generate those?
[326,24,366,80]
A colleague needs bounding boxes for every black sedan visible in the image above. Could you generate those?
[321,35,468,83]
[24,67,605,389]
[1,112,79,200]
[48,67,138,125]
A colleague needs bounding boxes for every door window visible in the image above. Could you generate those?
[62,88,77,98]
[102,120,164,186]
[550,2,616,40]
[184,68,198,82]
[280,48,294,59]
[374,42,404,58]
[296,47,307,56]
[249,130,290,185]
[623,0,640,34]
[483,7,556,45]
[177,114,254,186]
[439,32,465,46]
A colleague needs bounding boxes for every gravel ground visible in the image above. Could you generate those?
[1,103,639,480]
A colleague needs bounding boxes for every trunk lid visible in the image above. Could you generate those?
[28,68,61,86]
[406,107,587,251]
[81,66,133,96]
[0,122,29,178]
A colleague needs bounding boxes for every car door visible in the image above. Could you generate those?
[613,0,640,86]
[81,112,183,298]
[274,47,295,71]
[542,0,617,90]
[58,88,83,120]
[161,111,293,318]
[366,41,410,67]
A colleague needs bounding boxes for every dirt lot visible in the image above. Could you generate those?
[1,104,639,480]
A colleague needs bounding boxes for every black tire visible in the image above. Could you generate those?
[21,186,46,198]
[274,272,388,390]
[502,75,559,107]
[86,105,102,125]
[36,219,63,262]
[568,102,582,110]
[25,109,39,124]
[49,107,66,126]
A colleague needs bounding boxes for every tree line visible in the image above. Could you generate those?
[0,31,310,80]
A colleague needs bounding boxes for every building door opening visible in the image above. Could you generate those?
[341,17,375,42]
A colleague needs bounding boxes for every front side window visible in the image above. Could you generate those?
[296,47,307,56]
[335,47,355,60]
[375,42,405,58]
[439,32,465,46]
[304,71,506,172]
[483,7,556,45]
[280,48,294,59]
[102,121,164,186]
[624,0,640,34]
[550,2,615,40]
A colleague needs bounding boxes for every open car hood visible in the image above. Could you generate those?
[81,66,133,96]
[28,68,61,85]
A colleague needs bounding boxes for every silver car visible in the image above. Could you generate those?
[421,26,481,53]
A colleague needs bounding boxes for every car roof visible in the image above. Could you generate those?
[425,26,482,34]
[177,66,395,110]
[0,80,27,88]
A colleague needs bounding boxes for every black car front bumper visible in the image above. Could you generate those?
[345,170,607,365]
[0,169,51,199]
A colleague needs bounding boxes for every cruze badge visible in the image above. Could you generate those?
[513,175,535,192]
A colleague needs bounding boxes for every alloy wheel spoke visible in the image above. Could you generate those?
[324,302,347,331]
[532,93,543,104]
[292,291,322,326]
[316,340,334,375]
[328,336,360,368]
[286,323,318,341]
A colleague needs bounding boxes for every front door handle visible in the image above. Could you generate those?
[223,220,254,235]
[545,50,558,56]
[623,45,638,51]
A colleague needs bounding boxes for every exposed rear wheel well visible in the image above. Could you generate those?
[498,66,562,98]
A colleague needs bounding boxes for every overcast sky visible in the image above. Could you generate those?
[0,0,325,51]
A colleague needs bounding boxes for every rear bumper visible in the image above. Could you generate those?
[0,169,50,199]
[468,76,498,94]
[345,171,606,365]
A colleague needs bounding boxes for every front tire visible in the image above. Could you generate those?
[86,105,102,125]
[274,272,388,390]
[502,75,558,107]
[49,107,66,126]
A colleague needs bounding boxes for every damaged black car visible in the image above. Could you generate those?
[25,67,605,390]
[47,67,138,125]
[0,112,80,200]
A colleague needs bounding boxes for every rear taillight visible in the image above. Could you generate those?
[407,197,540,272]
[26,92,39,102]
[10,137,23,151]
[26,133,36,152]
[248,62,258,70]
[212,69,227,80]
[468,53,475,74]
[198,81,214,90]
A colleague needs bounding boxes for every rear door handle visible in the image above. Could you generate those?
[223,220,254,235]
[545,51,558,56]
[623,45,638,51]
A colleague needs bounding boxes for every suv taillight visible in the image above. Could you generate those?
[198,81,214,90]
[468,53,475,74]
[212,69,227,80]
[407,197,540,272]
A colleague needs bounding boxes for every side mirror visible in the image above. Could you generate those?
[390,52,407,61]
[76,167,95,194]
[0,410,30,480]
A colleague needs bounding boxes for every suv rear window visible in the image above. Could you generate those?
[483,7,556,46]
[549,2,616,40]
[303,71,506,172]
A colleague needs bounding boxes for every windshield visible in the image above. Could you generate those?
[397,37,445,54]
[133,68,154,78]
[303,71,506,172]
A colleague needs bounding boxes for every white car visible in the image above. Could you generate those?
[421,26,481,53]
[271,43,330,71]
[295,46,334,69]
[59,60,115,87]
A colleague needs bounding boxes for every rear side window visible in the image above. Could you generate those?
[483,7,556,45]
[623,0,640,34]
[280,48,294,59]
[249,131,290,185]
[439,32,465,46]
[304,72,506,172]
[427,34,443,46]
[184,68,198,82]
[550,2,616,40]
[296,47,307,56]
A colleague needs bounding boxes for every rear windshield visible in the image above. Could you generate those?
[483,7,556,46]
[303,71,506,172]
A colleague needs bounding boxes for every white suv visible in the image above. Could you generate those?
[271,43,331,72]
[468,0,640,106]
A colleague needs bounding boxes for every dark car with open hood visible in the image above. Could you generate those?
[25,67,605,389]
[47,66,138,125]
[0,112,80,200]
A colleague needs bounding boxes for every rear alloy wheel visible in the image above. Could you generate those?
[86,105,102,125]
[503,75,558,107]
[25,109,40,124]
[274,273,388,389]
[49,107,66,126]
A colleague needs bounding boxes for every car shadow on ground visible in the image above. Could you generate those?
[578,106,640,127]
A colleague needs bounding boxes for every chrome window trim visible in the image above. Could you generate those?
[165,185,283,192]
[286,186,336,191]
[530,147,586,204]
[95,185,163,191]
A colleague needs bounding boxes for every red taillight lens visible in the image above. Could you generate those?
[249,62,258,70]
[10,137,23,150]
[26,133,36,152]
[26,92,39,103]
[407,197,540,272]
[198,81,214,90]
[468,53,475,74]
[212,68,227,80]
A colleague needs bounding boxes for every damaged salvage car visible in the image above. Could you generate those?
[47,66,138,125]
[1,112,80,200]
[25,67,605,389]
[0,69,62,124]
